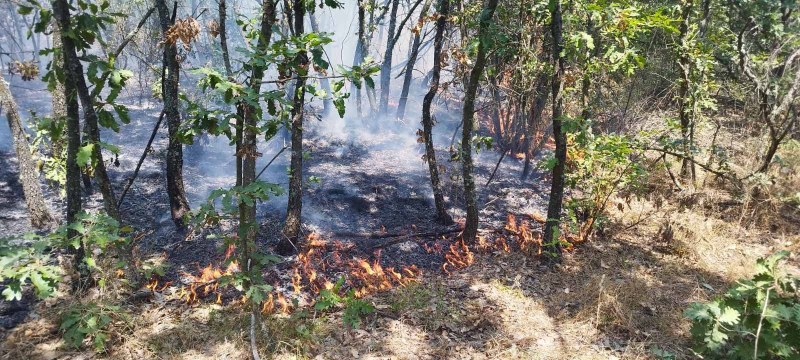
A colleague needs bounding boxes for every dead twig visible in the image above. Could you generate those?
[117,110,165,209]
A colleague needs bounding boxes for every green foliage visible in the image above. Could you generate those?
[0,234,61,301]
[558,118,646,240]
[0,211,125,301]
[313,278,375,329]
[685,251,800,359]
[61,302,126,352]
[29,113,67,192]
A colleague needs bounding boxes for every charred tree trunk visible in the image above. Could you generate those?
[543,0,566,260]
[378,0,401,115]
[396,0,432,121]
[1,78,55,228]
[156,0,191,228]
[52,0,86,286]
[420,0,452,224]
[461,0,498,244]
[281,0,309,251]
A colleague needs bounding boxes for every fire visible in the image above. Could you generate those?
[145,278,171,292]
[348,252,420,298]
[179,260,240,304]
[442,238,475,273]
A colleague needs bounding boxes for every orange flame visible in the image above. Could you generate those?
[442,238,475,273]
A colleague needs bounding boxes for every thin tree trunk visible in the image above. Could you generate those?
[52,0,86,287]
[55,7,119,221]
[1,78,55,228]
[218,0,242,188]
[461,0,498,244]
[281,0,308,251]
[521,73,549,180]
[241,0,276,258]
[677,0,695,181]
[543,0,566,260]
[378,0,401,115]
[351,0,367,118]
[420,0,453,224]
[219,0,233,77]
[396,0,431,121]
[156,0,191,228]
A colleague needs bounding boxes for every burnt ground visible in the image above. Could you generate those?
[0,77,550,329]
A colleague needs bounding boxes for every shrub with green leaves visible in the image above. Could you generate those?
[314,277,375,329]
[685,251,800,359]
[556,118,646,241]
[0,234,61,300]
[0,211,125,301]
[61,302,127,352]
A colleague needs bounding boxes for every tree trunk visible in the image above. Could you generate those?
[52,0,87,287]
[460,0,498,244]
[420,0,452,225]
[521,72,550,180]
[1,78,55,228]
[281,0,308,251]
[351,0,367,118]
[677,0,695,182]
[156,0,191,228]
[543,0,566,260]
[378,0,401,114]
[396,0,431,121]
[50,22,67,132]
[54,4,119,221]
[218,0,233,77]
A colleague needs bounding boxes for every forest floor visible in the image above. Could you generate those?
[1,78,799,359]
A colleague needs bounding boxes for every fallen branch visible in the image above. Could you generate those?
[117,110,165,209]
[370,226,463,249]
[335,225,461,240]
[644,146,740,187]
[485,150,507,186]
[255,145,288,180]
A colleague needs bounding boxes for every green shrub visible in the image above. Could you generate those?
[314,277,375,329]
[685,251,800,359]
[61,302,127,352]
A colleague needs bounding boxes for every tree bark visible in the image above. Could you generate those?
[677,0,695,182]
[420,0,453,225]
[53,2,119,221]
[543,0,565,260]
[378,0,401,114]
[460,0,498,244]
[52,0,86,286]
[218,0,233,77]
[281,0,309,251]
[241,0,276,255]
[1,77,55,228]
[521,72,549,180]
[156,0,191,228]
